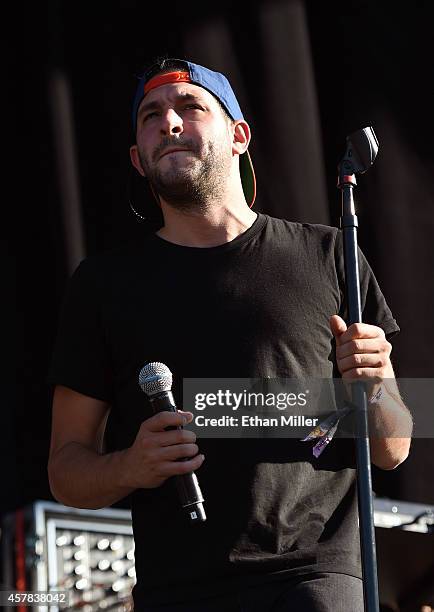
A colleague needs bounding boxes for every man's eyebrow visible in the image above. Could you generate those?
[137,100,160,117]
[137,93,206,117]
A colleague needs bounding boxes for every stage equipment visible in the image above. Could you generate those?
[374,497,434,611]
[337,126,380,612]
[1,501,135,611]
[1,498,432,611]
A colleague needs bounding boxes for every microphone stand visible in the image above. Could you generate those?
[337,127,380,612]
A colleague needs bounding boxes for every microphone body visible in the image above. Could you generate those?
[139,364,206,524]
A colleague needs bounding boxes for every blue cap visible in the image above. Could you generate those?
[132,59,256,207]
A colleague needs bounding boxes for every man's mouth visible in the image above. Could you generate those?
[158,148,191,160]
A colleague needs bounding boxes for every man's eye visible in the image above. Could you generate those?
[143,112,158,122]
[184,104,202,111]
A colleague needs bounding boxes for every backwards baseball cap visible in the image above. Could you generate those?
[132,58,256,207]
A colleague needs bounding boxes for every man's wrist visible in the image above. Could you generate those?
[107,449,136,493]
[367,380,413,438]
[369,385,383,404]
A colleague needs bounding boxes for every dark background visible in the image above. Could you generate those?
[10,0,434,516]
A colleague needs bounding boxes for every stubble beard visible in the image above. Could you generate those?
[138,138,231,213]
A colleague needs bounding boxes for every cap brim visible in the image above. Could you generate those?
[240,150,256,208]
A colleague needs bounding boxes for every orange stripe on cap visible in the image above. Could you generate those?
[143,71,191,95]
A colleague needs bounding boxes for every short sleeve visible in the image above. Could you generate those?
[334,230,400,340]
[48,258,114,402]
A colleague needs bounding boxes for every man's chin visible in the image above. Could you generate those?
[153,181,211,210]
[150,180,197,205]
[152,169,198,194]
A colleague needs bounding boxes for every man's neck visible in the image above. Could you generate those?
[156,201,258,248]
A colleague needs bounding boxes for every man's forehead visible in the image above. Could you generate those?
[138,82,217,112]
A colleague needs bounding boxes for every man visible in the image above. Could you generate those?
[48,58,412,611]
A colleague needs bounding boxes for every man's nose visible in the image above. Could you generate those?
[160,109,183,135]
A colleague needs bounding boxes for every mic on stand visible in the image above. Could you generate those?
[138,362,206,524]
[337,126,380,612]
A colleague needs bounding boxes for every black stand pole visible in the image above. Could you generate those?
[338,168,380,612]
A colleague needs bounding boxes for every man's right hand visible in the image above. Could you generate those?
[121,410,205,489]
[48,387,205,509]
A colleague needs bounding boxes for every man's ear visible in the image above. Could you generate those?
[130,145,146,177]
[231,120,251,156]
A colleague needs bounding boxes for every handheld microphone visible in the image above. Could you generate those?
[138,362,206,524]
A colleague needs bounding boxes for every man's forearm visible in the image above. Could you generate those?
[48,442,135,509]
[368,379,413,470]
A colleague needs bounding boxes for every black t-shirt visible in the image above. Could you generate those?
[48,214,399,605]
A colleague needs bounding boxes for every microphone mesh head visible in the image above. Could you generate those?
[139,362,173,396]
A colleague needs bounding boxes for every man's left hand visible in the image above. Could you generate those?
[329,315,412,469]
[330,314,394,391]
